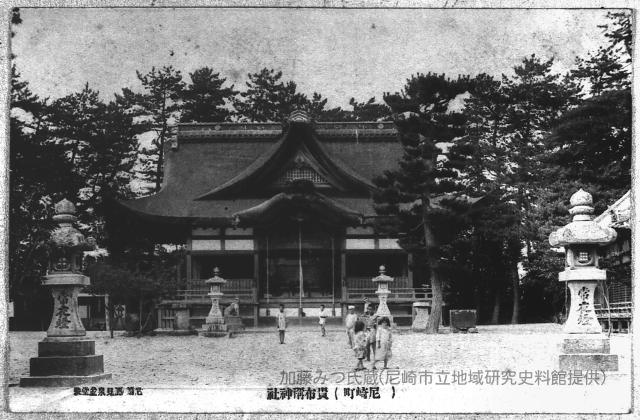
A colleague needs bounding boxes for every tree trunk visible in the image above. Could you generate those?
[155,135,164,192]
[491,288,501,324]
[422,199,442,334]
[108,305,114,339]
[510,262,520,324]
[474,284,481,323]
[138,298,143,335]
[426,267,443,333]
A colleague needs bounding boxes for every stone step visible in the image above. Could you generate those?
[558,353,618,371]
[562,337,610,354]
[38,340,95,357]
[20,373,112,387]
[29,354,106,377]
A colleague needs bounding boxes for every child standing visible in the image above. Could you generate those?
[352,320,367,371]
[318,304,329,337]
[365,310,377,362]
[344,305,358,347]
[276,304,287,344]
[373,317,392,369]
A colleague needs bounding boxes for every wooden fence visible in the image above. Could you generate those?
[178,278,255,301]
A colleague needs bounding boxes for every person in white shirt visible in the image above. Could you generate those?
[276,304,287,344]
[344,305,358,347]
[318,304,330,337]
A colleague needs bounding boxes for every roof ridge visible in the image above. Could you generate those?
[194,122,376,200]
[594,190,631,223]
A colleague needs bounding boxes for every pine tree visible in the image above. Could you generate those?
[532,12,633,317]
[374,73,474,333]
[180,67,238,123]
[234,68,308,122]
[9,68,80,327]
[572,12,631,95]
[499,55,579,323]
[47,85,138,239]
[548,11,631,203]
[135,66,185,193]
[346,97,391,121]
[234,68,349,122]
[447,73,519,323]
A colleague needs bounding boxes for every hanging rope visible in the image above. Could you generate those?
[331,233,335,316]
[266,235,270,314]
[298,221,303,325]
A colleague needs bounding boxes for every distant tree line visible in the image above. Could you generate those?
[373,12,631,331]
[9,10,631,333]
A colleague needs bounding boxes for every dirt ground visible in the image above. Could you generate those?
[8,323,632,388]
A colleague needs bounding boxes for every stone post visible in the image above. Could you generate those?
[411,301,431,331]
[372,265,394,325]
[21,199,111,387]
[198,267,229,337]
[549,189,619,371]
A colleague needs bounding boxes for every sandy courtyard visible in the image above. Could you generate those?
[6,324,634,413]
[9,323,631,387]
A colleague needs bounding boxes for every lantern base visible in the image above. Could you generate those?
[558,335,618,372]
[20,373,112,388]
[198,316,228,337]
[20,338,110,387]
[224,315,245,334]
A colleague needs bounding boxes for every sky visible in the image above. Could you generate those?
[11,8,619,108]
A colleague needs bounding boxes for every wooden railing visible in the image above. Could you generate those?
[186,278,253,290]
[346,287,432,301]
[178,279,255,301]
[594,302,632,333]
[157,307,176,329]
[595,302,633,319]
[346,276,411,289]
[176,288,255,301]
[175,277,431,302]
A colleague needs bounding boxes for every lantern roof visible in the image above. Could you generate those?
[549,189,617,247]
[205,267,227,285]
[372,265,394,283]
[50,198,95,251]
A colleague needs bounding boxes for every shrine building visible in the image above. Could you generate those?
[110,110,434,329]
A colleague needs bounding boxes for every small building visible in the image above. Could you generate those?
[110,111,434,329]
[594,191,632,332]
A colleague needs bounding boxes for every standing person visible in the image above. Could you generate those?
[276,304,287,344]
[373,317,392,370]
[363,297,370,315]
[353,320,367,371]
[344,305,358,347]
[365,306,377,362]
[318,304,329,337]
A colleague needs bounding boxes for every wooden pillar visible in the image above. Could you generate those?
[407,253,414,289]
[253,243,260,327]
[186,237,193,283]
[104,295,110,332]
[341,250,347,320]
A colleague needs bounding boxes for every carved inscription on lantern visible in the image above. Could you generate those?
[576,286,591,326]
[54,289,72,329]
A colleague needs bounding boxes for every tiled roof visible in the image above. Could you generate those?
[594,191,631,230]
[116,119,401,224]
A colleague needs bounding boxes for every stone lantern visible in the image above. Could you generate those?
[372,265,394,324]
[549,189,617,333]
[21,198,111,386]
[198,267,229,337]
[549,189,618,371]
